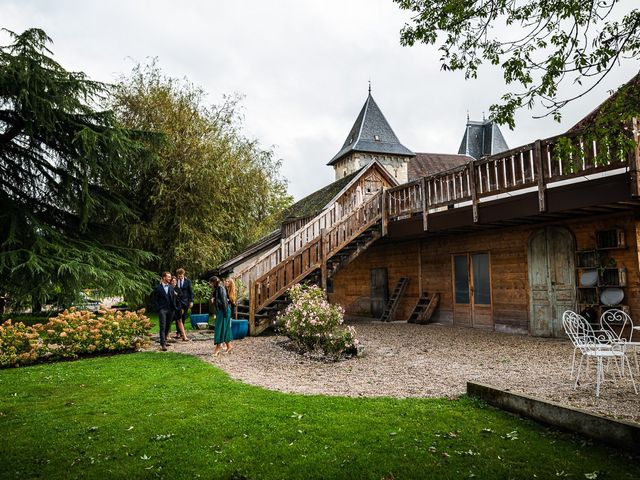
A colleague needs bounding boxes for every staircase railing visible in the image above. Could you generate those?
[250,192,383,325]
[234,194,377,290]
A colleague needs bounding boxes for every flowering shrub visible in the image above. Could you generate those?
[0,308,153,367]
[277,284,360,359]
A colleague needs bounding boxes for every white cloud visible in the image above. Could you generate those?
[2,0,637,200]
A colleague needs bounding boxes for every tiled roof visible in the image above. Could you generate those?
[328,93,414,165]
[281,169,361,220]
[568,70,640,132]
[409,153,472,181]
[458,120,509,160]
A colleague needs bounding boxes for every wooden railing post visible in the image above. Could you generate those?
[630,118,640,197]
[534,139,547,211]
[468,162,479,223]
[421,177,428,231]
[381,189,388,236]
[248,281,257,335]
[320,228,327,291]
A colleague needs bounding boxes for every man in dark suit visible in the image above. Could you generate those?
[174,268,194,339]
[151,271,177,351]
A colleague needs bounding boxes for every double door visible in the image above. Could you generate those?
[452,253,493,328]
[528,227,575,337]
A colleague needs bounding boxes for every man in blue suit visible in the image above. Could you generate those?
[151,271,177,351]
[174,268,194,339]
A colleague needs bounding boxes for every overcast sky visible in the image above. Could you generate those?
[2,1,638,200]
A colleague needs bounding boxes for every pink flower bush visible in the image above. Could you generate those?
[0,308,153,367]
[277,284,360,359]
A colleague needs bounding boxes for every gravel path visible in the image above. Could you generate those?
[147,321,640,424]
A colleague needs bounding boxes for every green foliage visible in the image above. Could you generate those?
[394,1,640,127]
[110,60,293,277]
[191,280,211,304]
[0,353,638,478]
[0,308,152,367]
[0,28,157,309]
[278,284,359,359]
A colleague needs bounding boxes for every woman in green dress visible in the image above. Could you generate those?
[209,276,233,356]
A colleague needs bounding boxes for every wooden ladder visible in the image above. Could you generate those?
[380,277,409,322]
[407,292,440,324]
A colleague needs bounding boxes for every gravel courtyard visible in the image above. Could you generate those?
[151,320,640,424]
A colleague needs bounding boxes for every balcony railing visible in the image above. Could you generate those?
[385,121,639,230]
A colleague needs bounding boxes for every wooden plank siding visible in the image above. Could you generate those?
[329,212,640,335]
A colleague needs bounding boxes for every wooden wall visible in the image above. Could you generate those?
[329,212,640,335]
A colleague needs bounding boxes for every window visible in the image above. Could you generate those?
[374,135,380,141]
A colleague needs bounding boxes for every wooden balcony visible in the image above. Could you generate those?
[383,120,640,238]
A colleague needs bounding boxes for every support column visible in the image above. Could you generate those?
[422,177,429,231]
[469,163,479,223]
[534,139,547,211]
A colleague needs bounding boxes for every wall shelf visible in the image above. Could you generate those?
[576,229,627,324]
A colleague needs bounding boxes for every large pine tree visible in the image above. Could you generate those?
[0,28,155,310]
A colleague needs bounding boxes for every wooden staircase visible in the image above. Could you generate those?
[380,277,409,322]
[247,192,384,335]
[407,292,440,324]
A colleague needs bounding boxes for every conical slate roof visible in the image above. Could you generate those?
[328,93,414,165]
[457,119,509,160]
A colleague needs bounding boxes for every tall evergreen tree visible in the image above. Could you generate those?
[0,28,155,309]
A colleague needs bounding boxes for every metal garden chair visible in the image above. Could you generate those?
[600,309,640,375]
[562,310,636,397]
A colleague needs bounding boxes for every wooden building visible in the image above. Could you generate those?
[216,76,640,337]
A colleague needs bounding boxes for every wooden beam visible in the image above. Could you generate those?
[422,177,429,231]
[468,163,479,223]
[248,281,257,336]
[534,139,546,212]
[381,189,388,236]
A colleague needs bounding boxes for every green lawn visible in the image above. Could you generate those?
[0,353,637,479]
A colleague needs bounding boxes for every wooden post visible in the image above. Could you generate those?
[630,118,640,197]
[421,177,429,231]
[320,229,328,291]
[248,281,256,336]
[534,139,547,212]
[468,162,479,223]
[381,189,388,236]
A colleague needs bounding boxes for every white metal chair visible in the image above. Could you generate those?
[562,310,637,397]
[600,309,640,374]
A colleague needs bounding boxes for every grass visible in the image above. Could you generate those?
[0,353,638,479]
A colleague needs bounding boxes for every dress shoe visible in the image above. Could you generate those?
[161,345,167,351]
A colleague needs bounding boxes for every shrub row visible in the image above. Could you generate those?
[277,284,360,359]
[0,308,153,367]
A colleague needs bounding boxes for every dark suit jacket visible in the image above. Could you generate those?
[151,283,177,312]
[176,278,193,306]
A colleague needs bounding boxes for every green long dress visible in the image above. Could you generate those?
[213,285,233,344]
[214,308,233,344]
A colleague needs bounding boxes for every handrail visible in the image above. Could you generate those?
[234,192,379,288]
[385,122,636,223]
[252,192,383,314]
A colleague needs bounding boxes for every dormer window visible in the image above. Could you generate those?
[374,135,380,142]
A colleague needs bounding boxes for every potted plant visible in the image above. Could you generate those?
[190,280,211,329]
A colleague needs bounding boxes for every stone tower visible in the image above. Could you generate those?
[327,90,414,183]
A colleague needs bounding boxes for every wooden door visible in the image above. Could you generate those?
[452,253,493,328]
[370,268,388,318]
[528,227,576,337]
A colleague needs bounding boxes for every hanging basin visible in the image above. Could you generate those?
[600,288,624,306]
[231,319,249,340]
[190,313,210,329]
